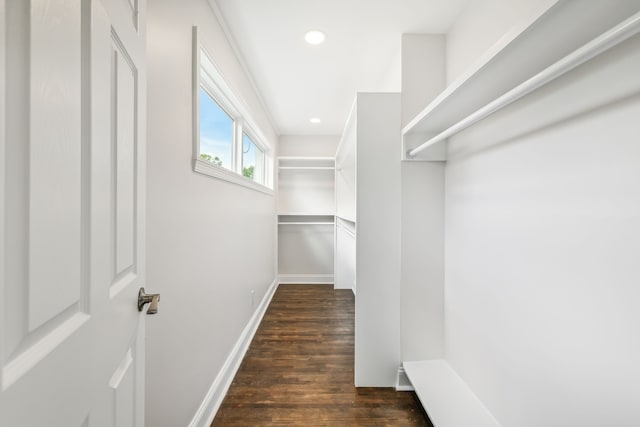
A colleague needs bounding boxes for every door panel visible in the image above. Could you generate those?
[3,0,90,393]
[29,0,84,331]
[0,0,147,425]
[109,348,135,427]
[112,32,138,291]
[115,41,136,276]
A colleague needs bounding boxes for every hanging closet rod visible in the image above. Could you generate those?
[407,11,640,158]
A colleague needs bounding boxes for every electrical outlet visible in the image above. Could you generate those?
[250,289,255,308]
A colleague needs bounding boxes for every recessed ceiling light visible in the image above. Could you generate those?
[310,118,321,124]
[304,30,326,45]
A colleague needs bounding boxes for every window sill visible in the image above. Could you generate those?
[193,158,274,195]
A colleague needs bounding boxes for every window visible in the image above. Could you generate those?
[242,133,264,184]
[192,26,273,193]
[199,87,234,170]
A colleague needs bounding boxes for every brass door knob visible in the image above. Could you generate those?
[138,287,161,314]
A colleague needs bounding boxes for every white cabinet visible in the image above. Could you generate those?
[334,217,355,291]
[277,157,335,284]
[335,113,356,222]
[335,93,402,387]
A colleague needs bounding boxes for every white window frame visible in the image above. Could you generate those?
[192,26,273,194]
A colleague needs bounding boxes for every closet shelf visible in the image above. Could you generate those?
[278,166,334,171]
[402,1,640,161]
[278,214,335,225]
[278,222,334,225]
[277,156,335,169]
[403,360,499,427]
[278,156,335,160]
[277,212,335,217]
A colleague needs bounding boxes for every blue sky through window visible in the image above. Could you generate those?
[199,87,233,168]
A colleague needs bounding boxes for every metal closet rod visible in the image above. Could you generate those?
[407,11,640,158]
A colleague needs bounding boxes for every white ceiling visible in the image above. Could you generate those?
[213,0,470,136]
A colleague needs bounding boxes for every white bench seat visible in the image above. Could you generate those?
[403,359,501,427]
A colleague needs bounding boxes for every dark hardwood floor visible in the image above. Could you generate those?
[211,284,432,426]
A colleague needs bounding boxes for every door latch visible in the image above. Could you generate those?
[138,287,161,315]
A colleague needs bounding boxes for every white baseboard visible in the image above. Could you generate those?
[396,366,415,391]
[278,274,334,284]
[188,278,279,427]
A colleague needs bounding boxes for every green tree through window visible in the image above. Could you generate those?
[200,153,223,166]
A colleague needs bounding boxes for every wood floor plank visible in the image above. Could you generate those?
[211,284,432,426]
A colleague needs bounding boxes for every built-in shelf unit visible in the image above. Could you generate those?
[400,2,640,424]
[277,156,335,284]
[335,93,402,387]
[401,0,640,162]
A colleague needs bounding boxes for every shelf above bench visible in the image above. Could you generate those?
[403,359,500,427]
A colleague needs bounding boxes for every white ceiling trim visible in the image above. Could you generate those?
[206,0,282,137]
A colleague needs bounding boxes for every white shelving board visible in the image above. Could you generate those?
[278,214,335,226]
[278,156,335,169]
[277,212,334,216]
[403,360,500,427]
[278,222,334,225]
[279,166,334,170]
[402,0,640,161]
[335,109,356,222]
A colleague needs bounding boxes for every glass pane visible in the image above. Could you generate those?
[242,133,264,184]
[199,87,233,169]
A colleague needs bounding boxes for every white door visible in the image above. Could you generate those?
[0,0,149,426]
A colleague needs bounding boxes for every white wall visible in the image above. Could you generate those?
[146,1,278,426]
[401,34,445,127]
[278,223,334,279]
[334,219,356,292]
[400,35,446,362]
[278,135,339,157]
[444,17,640,427]
[401,163,444,361]
[446,0,557,84]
